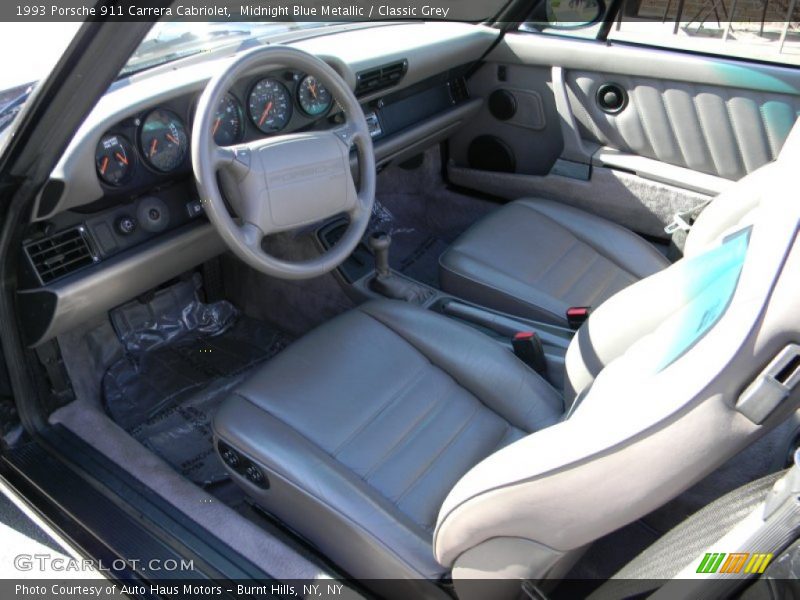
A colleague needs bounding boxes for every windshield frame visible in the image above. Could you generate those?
[120,21,346,78]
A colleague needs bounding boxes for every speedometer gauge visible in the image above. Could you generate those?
[212,93,244,146]
[95,134,134,186]
[248,77,292,134]
[297,75,333,116]
[140,109,188,172]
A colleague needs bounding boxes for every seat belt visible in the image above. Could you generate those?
[665,199,712,260]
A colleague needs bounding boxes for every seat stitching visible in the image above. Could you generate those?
[520,203,662,278]
[332,364,428,458]
[359,308,559,411]
[531,238,579,285]
[553,249,600,298]
[393,403,482,508]
[490,424,517,454]
[362,383,450,481]
[582,270,616,306]
[419,422,518,532]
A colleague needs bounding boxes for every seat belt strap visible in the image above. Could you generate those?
[665,199,713,260]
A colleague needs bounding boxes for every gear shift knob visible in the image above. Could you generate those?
[368,231,391,278]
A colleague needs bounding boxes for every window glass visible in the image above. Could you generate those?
[609,0,800,66]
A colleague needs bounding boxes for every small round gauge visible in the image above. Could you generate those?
[248,77,292,134]
[212,93,244,146]
[297,74,333,117]
[95,134,134,185]
[139,109,188,172]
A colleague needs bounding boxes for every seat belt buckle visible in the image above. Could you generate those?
[566,306,591,329]
[664,211,693,235]
[512,331,547,375]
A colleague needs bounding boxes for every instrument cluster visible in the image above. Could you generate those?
[94,70,335,189]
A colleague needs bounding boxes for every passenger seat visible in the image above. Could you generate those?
[439,118,800,327]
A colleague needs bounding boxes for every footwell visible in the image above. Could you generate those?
[103,276,291,486]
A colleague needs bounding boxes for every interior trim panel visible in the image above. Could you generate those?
[18,223,224,346]
[566,70,800,181]
[490,33,800,95]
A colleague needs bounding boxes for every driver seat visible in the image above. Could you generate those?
[213,134,800,598]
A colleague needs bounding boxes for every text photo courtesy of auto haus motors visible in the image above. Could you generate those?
[0,1,799,599]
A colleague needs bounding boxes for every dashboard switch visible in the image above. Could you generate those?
[136,196,169,233]
[116,216,137,236]
[186,200,204,218]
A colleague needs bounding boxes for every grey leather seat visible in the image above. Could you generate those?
[440,198,670,325]
[439,119,800,327]
[214,299,563,587]
[214,119,800,598]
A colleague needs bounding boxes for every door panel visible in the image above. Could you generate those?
[447,32,800,238]
[448,63,564,176]
[566,70,800,180]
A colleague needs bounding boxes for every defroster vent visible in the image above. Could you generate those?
[25,226,98,284]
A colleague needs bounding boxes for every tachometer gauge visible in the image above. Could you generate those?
[140,109,188,172]
[95,134,134,185]
[212,93,244,146]
[248,77,292,134]
[297,75,333,117]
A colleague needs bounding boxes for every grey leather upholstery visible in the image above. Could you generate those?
[216,120,800,597]
[213,300,562,584]
[439,198,670,325]
[440,118,800,327]
[566,71,800,180]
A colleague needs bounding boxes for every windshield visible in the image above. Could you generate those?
[121,21,337,77]
[0,21,338,140]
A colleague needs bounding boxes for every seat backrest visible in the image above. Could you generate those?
[565,116,800,403]
[433,118,800,590]
[684,115,800,257]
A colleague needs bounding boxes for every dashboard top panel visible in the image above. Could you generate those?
[39,22,498,220]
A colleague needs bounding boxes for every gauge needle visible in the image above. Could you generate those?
[100,156,109,175]
[115,152,128,165]
[258,102,273,127]
[166,133,179,145]
[309,82,318,100]
[149,138,158,157]
[212,118,222,136]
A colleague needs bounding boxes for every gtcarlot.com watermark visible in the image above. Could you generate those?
[14,553,195,573]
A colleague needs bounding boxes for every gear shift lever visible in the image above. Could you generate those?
[368,231,391,278]
[367,231,432,303]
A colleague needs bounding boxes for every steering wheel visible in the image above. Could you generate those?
[192,46,375,279]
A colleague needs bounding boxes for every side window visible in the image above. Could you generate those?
[608,0,799,65]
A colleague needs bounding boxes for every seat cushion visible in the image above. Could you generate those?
[213,300,562,582]
[439,199,671,325]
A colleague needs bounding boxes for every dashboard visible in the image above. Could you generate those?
[94,70,337,193]
[18,21,498,347]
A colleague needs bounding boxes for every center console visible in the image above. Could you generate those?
[317,219,574,390]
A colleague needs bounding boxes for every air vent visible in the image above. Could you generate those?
[449,76,469,103]
[25,226,97,284]
[355,60,408,96]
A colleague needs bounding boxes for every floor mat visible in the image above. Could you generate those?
[103,276,291,486]
[385,229,449,288]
